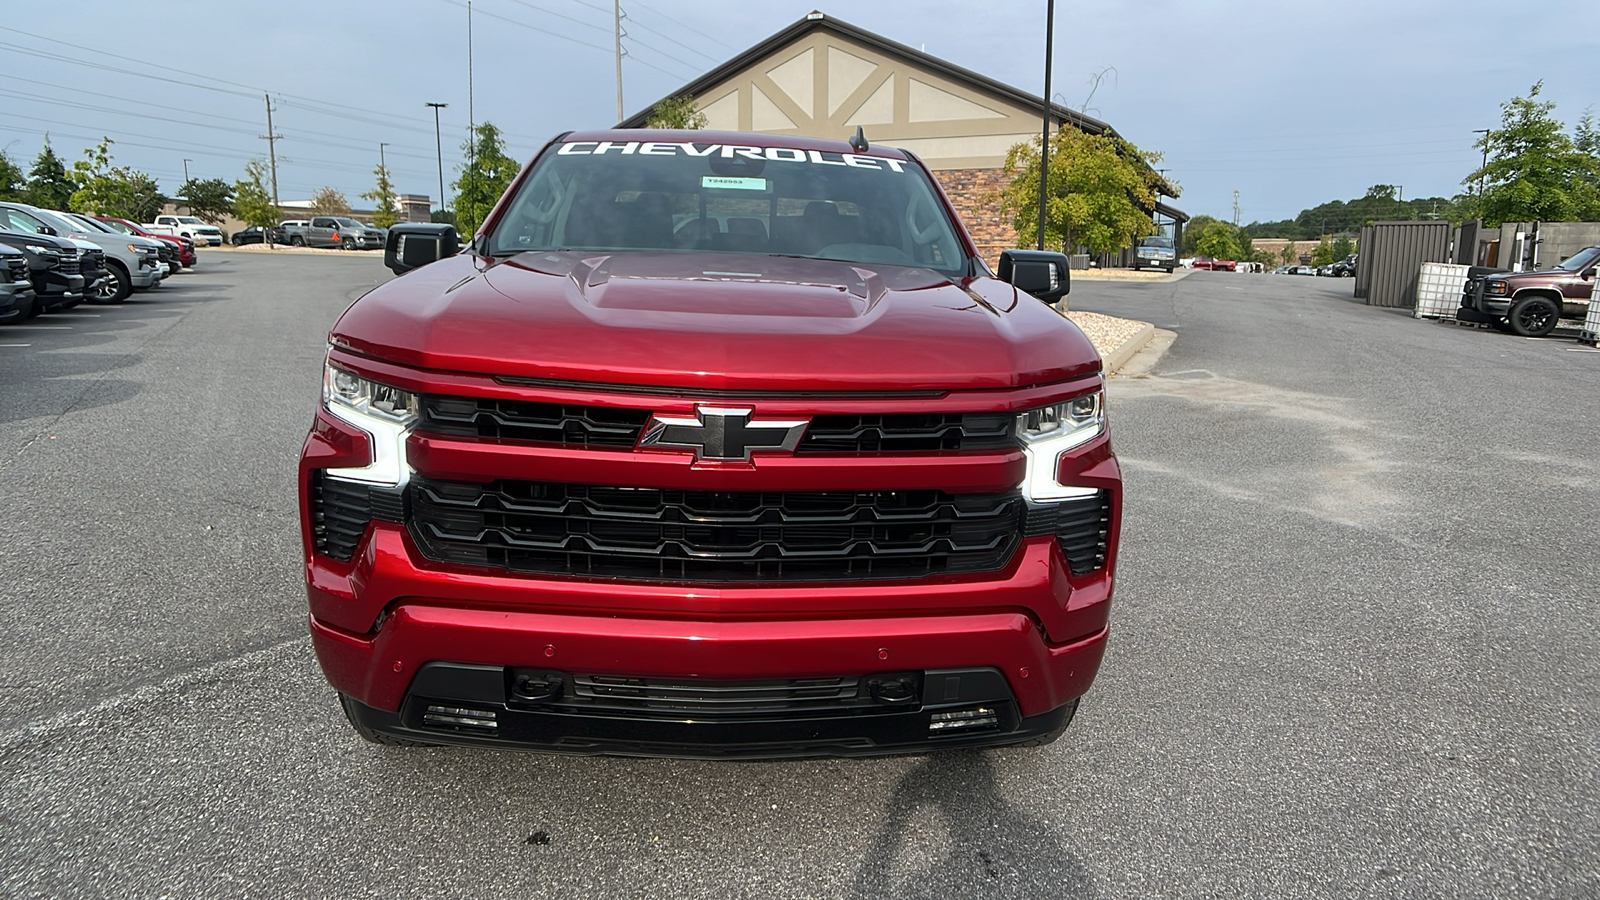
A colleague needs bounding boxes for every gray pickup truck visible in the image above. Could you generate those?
[281,216,387,250]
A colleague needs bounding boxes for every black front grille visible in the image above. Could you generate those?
[6,259,25,281]
[420,396,649,447]
[310,473,406,561]
[798,413,1016,453]
[58,257,80,276]
[409,478,1023,582]
[420,395,1019,454]
[1023,492,1112,575]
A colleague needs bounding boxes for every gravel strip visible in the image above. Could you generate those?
[1064,309,1153,359]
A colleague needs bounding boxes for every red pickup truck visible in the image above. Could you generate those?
[300,130,1121,757]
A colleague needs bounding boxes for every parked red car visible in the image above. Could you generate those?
[93,216,196,268]
[301,130,1121,757]
[1193,257,1237,271]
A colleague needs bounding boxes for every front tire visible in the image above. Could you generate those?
[1507,295,1560,337]
[290,235,305,247]
[96,263,132,303]
[341,237,356,251]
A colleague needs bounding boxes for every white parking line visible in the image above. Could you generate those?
[1566,347,1600,353]
[0,343,32,347]
[10,326,71,330]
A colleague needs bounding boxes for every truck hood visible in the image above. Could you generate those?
[332,251,1101,392]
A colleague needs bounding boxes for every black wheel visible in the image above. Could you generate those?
[339,694,427,746]
[1507,295,1560,337]
[96,263,132,303]
[290,235,305,247]
[341,237,356,251]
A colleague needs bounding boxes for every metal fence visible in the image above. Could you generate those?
[1357,221,1453,308]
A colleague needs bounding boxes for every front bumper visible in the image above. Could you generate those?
[130,265,161,288]
[0,281,35,322]
[1461,280,1511,317]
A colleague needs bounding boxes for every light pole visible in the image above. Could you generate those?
[182,158,192,183]
[1036,0,1054,251]
[426,102,448,217]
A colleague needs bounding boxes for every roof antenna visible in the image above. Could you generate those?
[849,125,869,153]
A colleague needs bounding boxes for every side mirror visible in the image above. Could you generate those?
[1583,267,1596,279]
[385,223,461,275]
[36,225,57,236]
[997,249,1070,305]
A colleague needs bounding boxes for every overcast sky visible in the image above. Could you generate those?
[3,0,1595,224]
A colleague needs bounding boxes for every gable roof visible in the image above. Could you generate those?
[618,12,1177,199]
[621,12,1118,135]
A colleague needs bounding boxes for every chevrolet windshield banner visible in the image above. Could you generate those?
[558,140,909,172]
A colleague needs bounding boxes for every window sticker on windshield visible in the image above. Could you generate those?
[701,176,768,191]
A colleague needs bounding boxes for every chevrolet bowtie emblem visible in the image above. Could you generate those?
[640,407,809,461]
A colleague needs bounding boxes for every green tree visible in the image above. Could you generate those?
[645,95,708,130]
[178,177,234,224]
[24,137,76,210]
[1193,220,1242,260]
[1330,235,1355,260]
[67,137,166,222]
[999,128,1163,255]
[361,163,400,229]
[1181,214,1222,256]
[1463,82,1600,226]
[232,160,279,242]
[1278,243,1297,266]
[0,151,25,201]
[1310,235,1336,266]
[453,122,521,237]
[309,186,351,216]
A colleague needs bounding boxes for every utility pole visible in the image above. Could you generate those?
[260,93,282,206]
[427,102,448,215]
[379,142,389,172]
[1473,128,1490,195]
[1232,189,1241,227]
[614,0,624,123]
[1036,0,1054,251]
[182,159,191,183]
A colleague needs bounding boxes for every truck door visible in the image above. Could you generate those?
[311,218,337,247]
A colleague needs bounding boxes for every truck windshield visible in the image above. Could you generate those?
[488,139,968,274]
[1139,236,1174,248]
[1553,246,1600,271]
[334,218,363,229]
[176,216,206,225]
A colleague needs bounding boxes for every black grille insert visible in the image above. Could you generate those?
[797,412,1016,453]
[409,478,1023,582]
[420,396,649,448]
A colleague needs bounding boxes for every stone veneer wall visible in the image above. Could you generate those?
[932,167,1018,269]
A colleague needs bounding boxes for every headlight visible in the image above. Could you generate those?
[23,244,51,254]
[1485,280,1508,295]
[1017,391,1105,501]
[322,358,418,485]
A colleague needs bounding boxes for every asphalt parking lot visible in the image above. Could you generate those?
[1,255,1595,899]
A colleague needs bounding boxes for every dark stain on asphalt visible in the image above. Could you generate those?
[525,830,550,846]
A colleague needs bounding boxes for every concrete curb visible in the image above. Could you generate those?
[1101,321,1156,374]
[210,244,381,257]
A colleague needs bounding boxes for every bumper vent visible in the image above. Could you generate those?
[1024,492,1112,575]
[6,259,25,282]
[422,704,498,733]
[310,472,406,561]
[570,674,874,715]
[409,478,1023,582]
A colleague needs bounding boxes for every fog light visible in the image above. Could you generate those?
[422,704,498,733]
[928,706,999,734]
